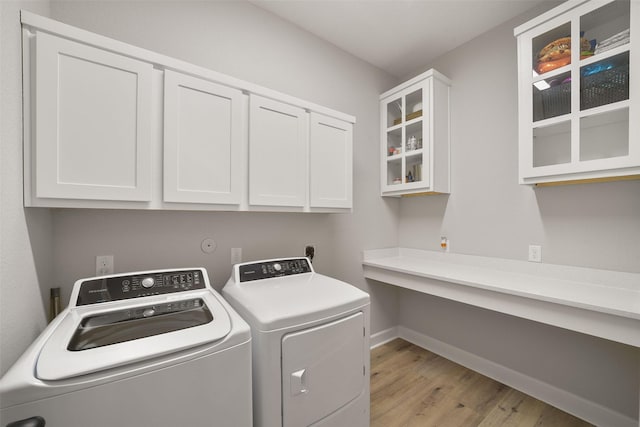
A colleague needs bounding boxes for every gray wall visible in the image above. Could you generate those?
[394,4,640,421]
[0,0,54,375]
[0,0,400,374]
[398,4,640,273]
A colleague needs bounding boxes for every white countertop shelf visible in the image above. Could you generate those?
[362,248,640,347]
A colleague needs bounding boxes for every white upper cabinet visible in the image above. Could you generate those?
[249,95,308,208]
[514,0,640,185]
[21,11,355,212]
[380,69,451,197]
[163,70,243,205]
[309,113,353,209]
[30,31,153,202]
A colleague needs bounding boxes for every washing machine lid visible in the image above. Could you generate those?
[36,290,231,381]
[224,271,369,331]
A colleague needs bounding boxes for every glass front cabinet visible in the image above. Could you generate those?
[515,0,640,185]
[380,69,451,196]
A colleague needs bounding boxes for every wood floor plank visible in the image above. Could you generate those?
[370,339,593,427]
[477,388,547,427]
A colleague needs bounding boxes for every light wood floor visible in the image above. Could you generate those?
[370,339,594,427]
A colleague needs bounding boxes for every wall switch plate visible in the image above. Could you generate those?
[528,245,542,262]
[96,255,114,275]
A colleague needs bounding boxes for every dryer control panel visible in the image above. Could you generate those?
[239,258,313,282]
[76,269,206,306]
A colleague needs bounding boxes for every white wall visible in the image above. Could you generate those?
[394,3,640,423]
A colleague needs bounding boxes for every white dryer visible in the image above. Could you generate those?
[222,258,370,427]
[0,268,252,427]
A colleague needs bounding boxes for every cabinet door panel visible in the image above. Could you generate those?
[249,95,307,207]
[163,71,243,204]
[35,32,152,201]
[309,113,352,208]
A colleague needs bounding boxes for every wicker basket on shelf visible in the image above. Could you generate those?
[581,64,629,110]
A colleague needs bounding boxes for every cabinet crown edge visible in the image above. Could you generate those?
[380,68,451,100]
[513,0,590,36]
[20,10,356,124]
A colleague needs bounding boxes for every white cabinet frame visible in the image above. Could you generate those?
[514,0,640,185]
[380,69,451,197]
[21,11,355,212]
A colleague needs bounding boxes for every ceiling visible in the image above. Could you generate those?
[250,0,554,78]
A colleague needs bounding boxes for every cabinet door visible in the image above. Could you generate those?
[309,113,353,209]
[163,71,243,204]
[34,32,152,201]
[249,95,307,207]
[381,82,430,195]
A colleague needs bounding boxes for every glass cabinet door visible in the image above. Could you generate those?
[383,85,428,189]
[579,1,630,163]
[518,0,637,184]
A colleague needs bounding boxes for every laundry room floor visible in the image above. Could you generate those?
[370,339,593,427]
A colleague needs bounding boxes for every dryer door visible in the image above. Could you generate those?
[281,311,365,427]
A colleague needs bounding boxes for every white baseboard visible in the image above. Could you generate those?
[369,326,398,349]
[376,325,637,427]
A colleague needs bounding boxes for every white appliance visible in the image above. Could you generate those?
[222,258,370,427]
[0,268,252,427]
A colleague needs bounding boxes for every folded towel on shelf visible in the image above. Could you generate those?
[594,28,630,54]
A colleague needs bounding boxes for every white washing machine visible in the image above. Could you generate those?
[0,268,252,427]
[222,258,370,427]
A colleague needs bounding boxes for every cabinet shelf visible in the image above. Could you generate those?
[405,115,423,126]
[580,44,630,67]
[532,45,630,82]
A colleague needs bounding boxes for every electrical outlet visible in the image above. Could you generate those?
[528,245,542,262]
[96,255,114,276]
[231,248,242,265]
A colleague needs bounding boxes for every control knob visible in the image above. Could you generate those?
[273,263,282,272]
[141,277,155,289]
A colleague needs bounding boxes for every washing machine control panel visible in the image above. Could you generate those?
[76,269,206,306]
[239,258,313,282]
